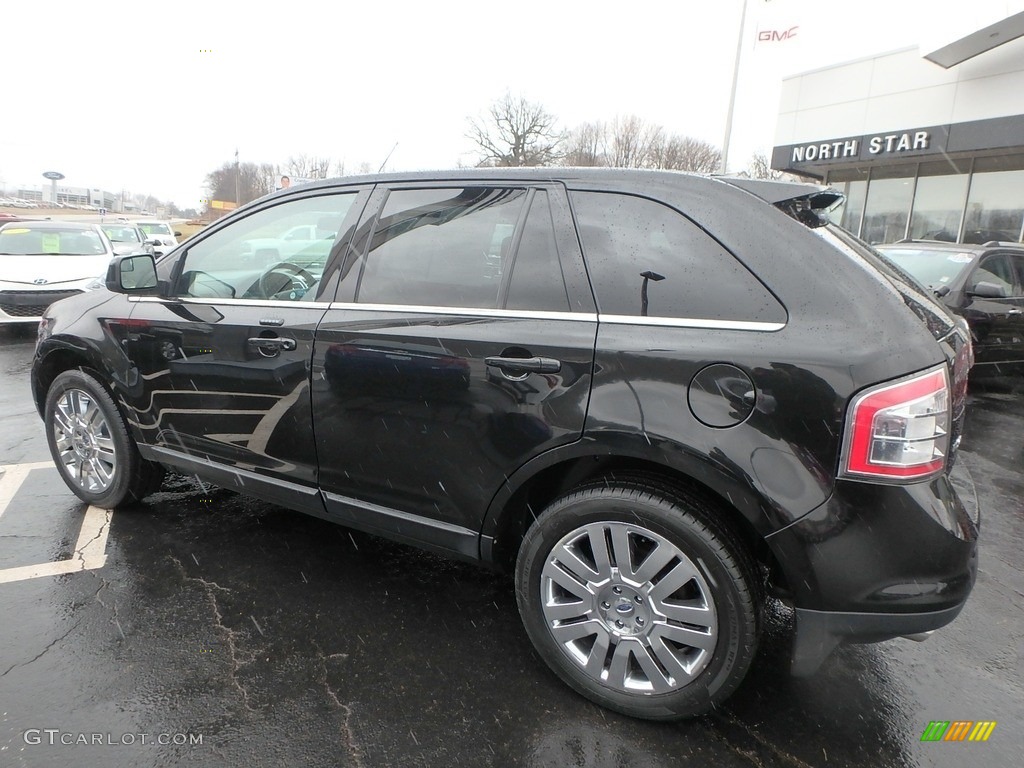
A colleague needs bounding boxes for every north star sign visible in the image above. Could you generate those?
[791,131,932,163]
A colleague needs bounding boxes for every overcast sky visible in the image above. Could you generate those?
[0,0,1002,208]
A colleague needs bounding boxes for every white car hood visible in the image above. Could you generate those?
[0,254,111,285]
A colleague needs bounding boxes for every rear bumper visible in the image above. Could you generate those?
[790,599,970,677]
[766,461,979,675]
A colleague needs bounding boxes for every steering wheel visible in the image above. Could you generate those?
[258,262,316,300]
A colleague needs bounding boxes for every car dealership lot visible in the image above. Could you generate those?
[0,326,1022,767]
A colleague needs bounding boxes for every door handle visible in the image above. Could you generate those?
[484,356,561,374]
[247,337,297,352]
[1009,309,1023,315]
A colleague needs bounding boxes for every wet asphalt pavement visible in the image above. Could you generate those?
[0,324,1022,768]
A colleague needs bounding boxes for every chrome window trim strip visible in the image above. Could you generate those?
[598,314,786,332]
[326,302,598,322]
[130,295,333,310]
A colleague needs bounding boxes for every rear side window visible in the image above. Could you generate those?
[357,187,526,308]
[570,191,785,323]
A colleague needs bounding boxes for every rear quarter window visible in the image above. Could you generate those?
[569,191,785,323]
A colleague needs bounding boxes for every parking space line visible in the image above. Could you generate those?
[0,461,55,520]
[0,462,111,584]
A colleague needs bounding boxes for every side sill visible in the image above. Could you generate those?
[139,445,324,516]
[322,491,481,561]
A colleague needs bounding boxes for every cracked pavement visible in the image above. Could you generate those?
[1,328,1023,767]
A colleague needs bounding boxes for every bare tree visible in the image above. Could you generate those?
[607,115,663,168]
[563,121,607,167]
[650,136,722,173]
[560,114,721,173]
[204,160,275,207]
[746,152,788,180]
[467,92,564,167]
[287,154,333,180]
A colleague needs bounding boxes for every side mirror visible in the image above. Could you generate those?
[173,231,182,237]
[967,280,1008,299]
[143,238,160,246]
[106,254,159,294]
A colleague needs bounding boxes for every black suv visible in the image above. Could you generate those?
[877,240,1024,374]
[31,169,978,720]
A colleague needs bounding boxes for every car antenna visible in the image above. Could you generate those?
[378,142,398,173]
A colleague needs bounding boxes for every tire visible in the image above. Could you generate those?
[44,369,165,508]
[515,479,760,720]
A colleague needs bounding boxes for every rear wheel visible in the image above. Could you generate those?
[515,480,760,720]
[44,369,164,508]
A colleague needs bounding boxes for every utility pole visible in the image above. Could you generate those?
[234,148,240,206]
[720,0,750,175]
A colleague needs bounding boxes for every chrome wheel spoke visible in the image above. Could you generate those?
[658,600,716,629]
[585,524,613,581]
[648,559,698,604]
[53,407,74,436]
[553,541,601,583]
[631,541,676,585]
[542,560,594,603]
[651,621,716,653]
[83,400,101,429]
[609,525,636,578]
[95,436,116,459]
[583,627,611,677]
[606,641,632,689]
[544,599,589,622]
[91,456,113,485]
[550,619,603,645]
[632,642,673,693]
[648,632,698,683]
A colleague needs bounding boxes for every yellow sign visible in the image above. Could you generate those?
[41,233,61,253]
[209,200,238,210]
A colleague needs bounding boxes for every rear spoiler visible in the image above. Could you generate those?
[717,177,843,228]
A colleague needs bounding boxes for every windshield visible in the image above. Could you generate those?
[876,247,975,290]
[137,222,172,236]
[0,226,107,255]
[102,226,143,243]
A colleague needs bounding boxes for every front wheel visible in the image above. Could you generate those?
[515,481,760,720]
[44,369,164,508]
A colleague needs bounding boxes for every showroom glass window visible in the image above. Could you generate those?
[356,187,527,309]
[569,191,784,322]
[177,194,357,301]
[860,168,914,244]
[825,169,868,236]
[909,162,969,242]
[962,162,1024,244]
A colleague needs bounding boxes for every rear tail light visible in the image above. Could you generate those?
[841,365,950,482]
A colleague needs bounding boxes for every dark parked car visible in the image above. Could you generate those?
[31,169,977,720]
[877,241,1024,374]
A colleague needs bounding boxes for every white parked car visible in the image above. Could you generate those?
[0,221,117,324]
[130,220,180,256]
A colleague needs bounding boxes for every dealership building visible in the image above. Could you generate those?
[772,13,1024,245]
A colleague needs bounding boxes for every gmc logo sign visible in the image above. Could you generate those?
[758,26,798,42]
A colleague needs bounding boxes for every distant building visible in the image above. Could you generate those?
[772,13,1024,245]
[14,184,118,210]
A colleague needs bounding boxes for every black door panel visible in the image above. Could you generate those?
[312,311,596,530]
